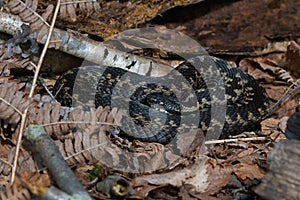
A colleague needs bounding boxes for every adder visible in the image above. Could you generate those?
[53,55,269,143]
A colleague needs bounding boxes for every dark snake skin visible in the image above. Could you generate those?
[53,56,269,143]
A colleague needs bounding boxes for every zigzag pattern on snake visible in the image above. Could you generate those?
[53,55,269,143]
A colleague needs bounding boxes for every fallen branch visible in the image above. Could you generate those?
[25,125,92,200]
[0,12,164,75]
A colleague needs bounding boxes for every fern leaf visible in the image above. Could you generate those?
[7,0,60,48]
[0,77,32,125]
[0,183,31,200]
[60,0,101,22]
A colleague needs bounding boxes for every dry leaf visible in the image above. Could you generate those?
[285,41,300,78]
[234,163,266,182]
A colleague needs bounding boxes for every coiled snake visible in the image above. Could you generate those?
[53,55,269,143]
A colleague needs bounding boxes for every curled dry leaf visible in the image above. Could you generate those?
[261,117,282,138]
[234,163,265,182]
[132,141,166,173]
[239,58,275,82]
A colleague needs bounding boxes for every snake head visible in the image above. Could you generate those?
[129,83,182,116]
[142,93,182,115]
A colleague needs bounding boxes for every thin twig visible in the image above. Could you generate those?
[0,97,23,115]
[265,81,300,118]
[30,61,54,98]
[61,0,97,5]
[15,0,50,27]
[10,0,61,184]
[64,141,108,161]
[0,158,13,168]
[42,120,115,127]
[205,136,268,145]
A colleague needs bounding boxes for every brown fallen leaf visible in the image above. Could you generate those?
[261,117,280,134]
[234,163,266,182]
[239,58,275,82]
[132,156,233,197]
[285,41,300,78]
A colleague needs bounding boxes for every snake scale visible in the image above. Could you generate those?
[53,55,269,143]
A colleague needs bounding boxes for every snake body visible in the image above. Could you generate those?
[53,55,269,143]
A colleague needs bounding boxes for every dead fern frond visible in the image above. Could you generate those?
[40,105,117,138]
[61,107,168,172]
[60,0,101,22]
[27,97,119,139]
[277,68,294,84]
[0,77,33,125]
[0,61,11,76]
[28,100,76,135]
[34,105,121,165]
[16,172,51,197]
[0,144,15,176]
[7,0,60,48]
[0,182,31,200]
[0,78,127,167]
[0,58,35,73]
[0,145,36,176]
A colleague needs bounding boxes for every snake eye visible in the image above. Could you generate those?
[146,94,181,115]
